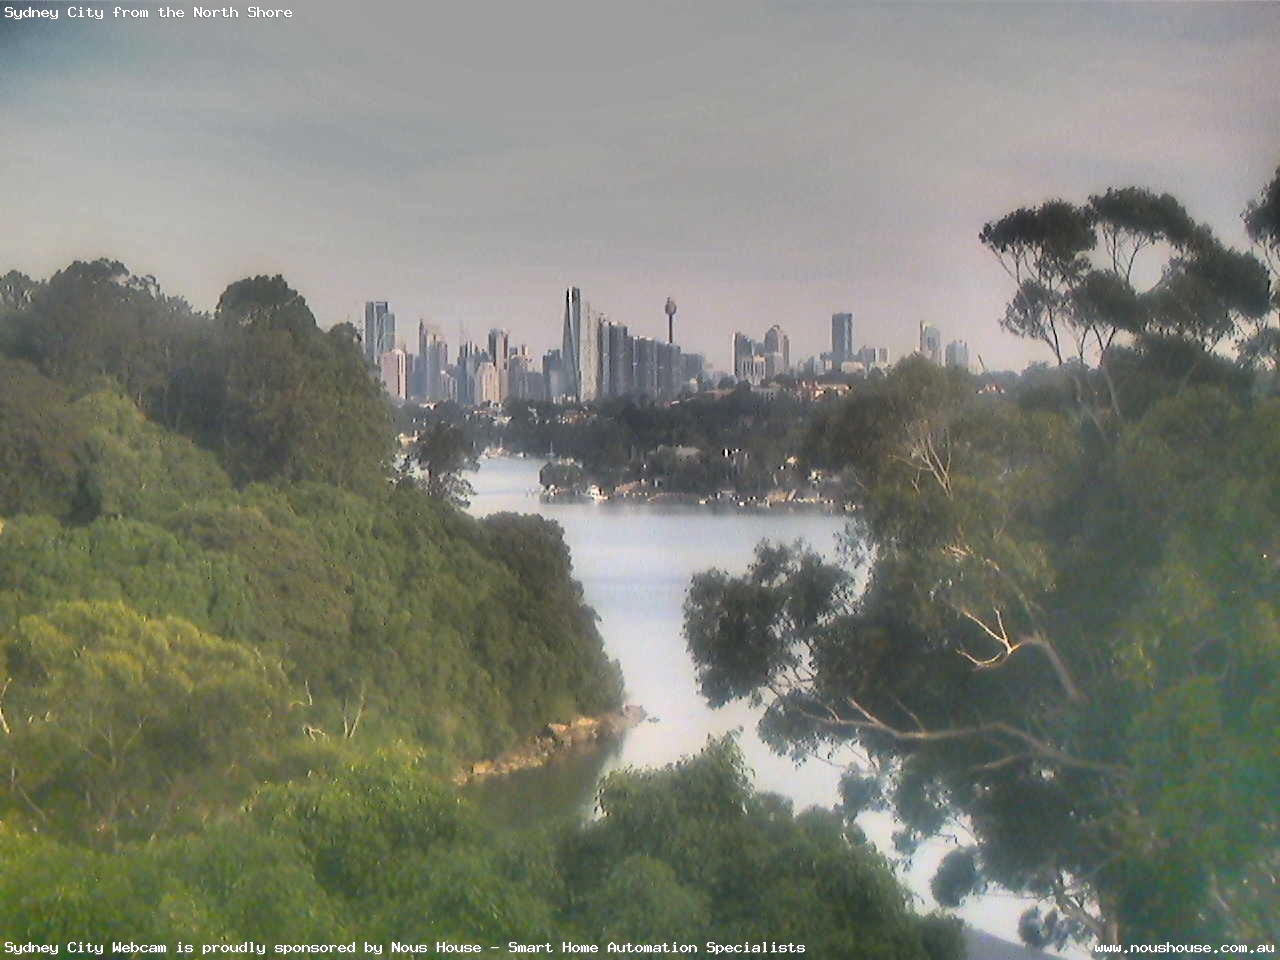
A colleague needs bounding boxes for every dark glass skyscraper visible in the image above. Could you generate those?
[364,301,396,364]
[831,312,854,364]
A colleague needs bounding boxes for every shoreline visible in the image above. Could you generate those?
[453,704,647,785]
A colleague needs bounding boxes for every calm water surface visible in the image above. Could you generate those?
[466,456,847,805]
[465,455,1042,946]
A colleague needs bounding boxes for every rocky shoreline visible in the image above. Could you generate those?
[453,704,647,784]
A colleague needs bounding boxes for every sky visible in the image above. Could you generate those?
[2,1,1278,372]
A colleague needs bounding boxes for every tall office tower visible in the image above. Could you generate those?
[732,332,757,379]
[738,355,767,385]
[543,348,569,403]
[831,313,854,364]
[579,308,601,402]
[856,346,891,370]
[457,341,486,405]
[599,319,631,398]
[379,346,408,401]
[488,328,510,402]
[764,325,790,374]
[682,353,706,383]
[920,323,942,364]
[607,321,632,397]
[474,360,501,406]
[656,341,683,401]
[598,321,614,398]
[945,340,970,370]
[523,370,547,401]
[508,350,534,400]
[562,286,584,399]
[364,301,394,363]
[418,321,449,401]
[633,337,659,399]
[487,328,509,368]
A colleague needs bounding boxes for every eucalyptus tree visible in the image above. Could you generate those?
[980,188,1270,420]
[1241,165,1280,373]
[687,170,1280,948]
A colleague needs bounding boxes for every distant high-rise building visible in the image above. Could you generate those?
[633,337,659,398]
[831,313,854,364]
[364,301,396,364]
[418,321,449,401]
[379,346,408,401]
[920,323,942,364]
[543,348,569,403]
[945,340,970,370]
[855,346,890,369]
[508,349,542,401]
[600,319,632,398]
[682,353,706,383]
[580,308,601,402]
[487,328,509,367]
[456,341,488,405]
[732,333,758,380]
[474,360,501,406]
[488,328,510,401]
[656,340,683,401]
[738,354,767,385]
[562,287,582,398]
[764,325,790,375]
[561,287,602,402]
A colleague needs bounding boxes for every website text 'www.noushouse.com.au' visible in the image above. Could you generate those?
[1093,945,1275,955]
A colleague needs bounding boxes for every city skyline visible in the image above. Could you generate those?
[2,3,1278,372]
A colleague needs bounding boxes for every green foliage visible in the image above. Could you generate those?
[0,263,624,854]
[0,358,85,518]
[687,347,1280,944]
[410,419,479,504]
[503,390,815,498]
[0,601,293,843]
[210,279,395,492]
[0,262,395,496]
[981,185,1272,421]
[565,738,959,959]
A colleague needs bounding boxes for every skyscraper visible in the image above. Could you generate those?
[920,323,942,364]
[732,332,758,380]
[418,321,448,401]
[379,346,407,401]
[562,287,590,400]
[945,340,970,370]
[831,313,854,364]
[633,337,658,398]
[364,301,396,364]
[656,340,683,401]
[600,318,632,398]
[488,328,510,402]
[763,324,790,377]
[579,308,601,402]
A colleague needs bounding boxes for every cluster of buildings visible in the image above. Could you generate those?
[363,294,973,407]
[918,321,970,370]
[731,312,894,385]
[545,287,704,404]
[363,289,705,406]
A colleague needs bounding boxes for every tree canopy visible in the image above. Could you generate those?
[688,169,1280,946]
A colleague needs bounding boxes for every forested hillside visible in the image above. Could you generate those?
[0,263,957,955]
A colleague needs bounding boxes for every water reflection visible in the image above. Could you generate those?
[463,736,626,828]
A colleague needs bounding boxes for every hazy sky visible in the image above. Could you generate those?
[3,1,1278,371]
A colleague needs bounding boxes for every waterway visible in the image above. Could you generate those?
[465,455,1042,948]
